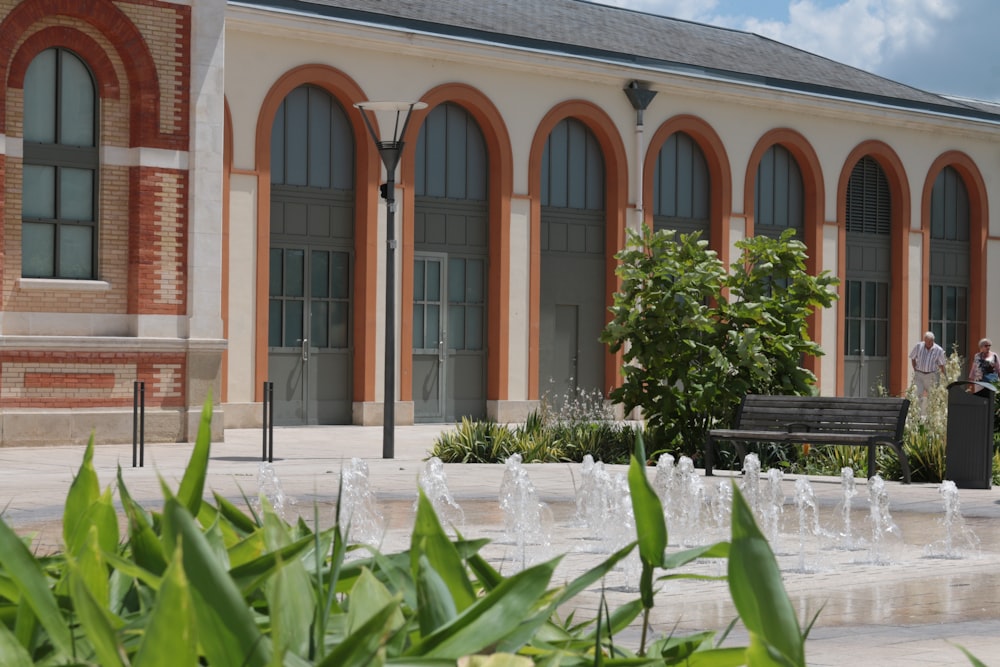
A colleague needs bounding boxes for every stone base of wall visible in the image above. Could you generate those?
[0,406,223,447]
[222,401,261,428]
[486,400,540,424]
[352,401,415,426]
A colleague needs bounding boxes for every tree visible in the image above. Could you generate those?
[601,226,839,457]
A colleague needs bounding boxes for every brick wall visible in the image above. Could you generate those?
[0,0,195,417]
[0,350,187,408]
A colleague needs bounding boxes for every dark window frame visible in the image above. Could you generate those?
[21,47,99,280]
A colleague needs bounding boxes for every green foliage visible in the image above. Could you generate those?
[0,397,827,665]
[601,226,838,454]
[430,414,645,465]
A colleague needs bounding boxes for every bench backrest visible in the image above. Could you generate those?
[734,394,910,442]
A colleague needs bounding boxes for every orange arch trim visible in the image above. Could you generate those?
[398,83,515,403]
[835,141,911,396]
[920,151,990,359]
[253,64,378,404]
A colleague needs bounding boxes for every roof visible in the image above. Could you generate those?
[234,0,1000,123]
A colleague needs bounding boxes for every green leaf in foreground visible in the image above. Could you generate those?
[627,433,667,610]
[406,557,559,659]
[133,542,199,667]
[728,483,805,666]
[177,397,213,517]
[0,622,34,667]
[161,497,271,667]
[0,519,73,658]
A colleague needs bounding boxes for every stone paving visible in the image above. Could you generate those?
[2,423,1000,666]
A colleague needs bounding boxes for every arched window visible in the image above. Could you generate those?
[929,166,970,357]
[755,144,803,239]
[538,117,606,403]
[844,156,892,396]
[21,48,98,279]
[652,131,709,237]
[412,102,489,421]
[415,101,487,201]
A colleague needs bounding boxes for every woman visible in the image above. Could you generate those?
[969,338,1000,386]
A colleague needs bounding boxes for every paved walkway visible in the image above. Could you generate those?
[2,424,1000,666]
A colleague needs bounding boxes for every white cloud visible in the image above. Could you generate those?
[591,0,719,21]
[601,0,999,101]
[735,0,956,71]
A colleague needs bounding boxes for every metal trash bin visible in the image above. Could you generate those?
[945,380,995,489]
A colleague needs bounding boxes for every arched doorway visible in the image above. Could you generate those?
[928,166,970,358]
[412,102,489,421]
[267,84,355,424]
[844,156,892,397]
[539,118,606,404]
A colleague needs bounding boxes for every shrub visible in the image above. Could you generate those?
[601,226,838,453]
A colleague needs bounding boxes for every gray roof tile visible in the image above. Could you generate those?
[238,0,1000,121]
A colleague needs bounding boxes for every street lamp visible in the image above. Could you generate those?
[354,100,426,459]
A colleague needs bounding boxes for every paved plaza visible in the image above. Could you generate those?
[2,423,1000,666]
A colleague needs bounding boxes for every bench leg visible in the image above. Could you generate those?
[867,445,877,481]
[892,443,912,485]
[704,436,714,476]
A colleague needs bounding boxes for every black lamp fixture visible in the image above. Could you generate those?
[624,80,657,125]
[354,100,427,459]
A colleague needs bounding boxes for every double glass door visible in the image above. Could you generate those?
[268,246,351,424]
[412,252,486,421]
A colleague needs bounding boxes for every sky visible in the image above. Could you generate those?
[594,0,1000,103]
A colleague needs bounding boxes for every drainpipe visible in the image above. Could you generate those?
[623,80,657,224]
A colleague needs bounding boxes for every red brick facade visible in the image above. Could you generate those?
[0,0,196,433]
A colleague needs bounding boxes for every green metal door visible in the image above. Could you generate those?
[268,246,352,424]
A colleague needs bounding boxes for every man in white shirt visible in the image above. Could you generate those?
[908,331,946,412]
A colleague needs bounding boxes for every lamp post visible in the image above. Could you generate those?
[354,100,426,459]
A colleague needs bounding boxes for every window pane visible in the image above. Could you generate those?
[269,300,282,346]
[311,301,328,348]
[271,100,286,184]
[22,222,55,277]
[426,261,440,301]
[59,51,94,146]
[413,305,424,349]
[929,285,942,320]
[24,49,56,143]
[331,301,348,348]
[311,250,329,298]
[269,249,283,296]
[285,249,304,297]
[426,304,440,347]
[285,88,308,186]
[414,260,425,300]
[23,165,56,219]
[864,282,877,318]
[847,281,861,318]
[449,305,464,349]
[876,282,889,318]
[308,89,331,189]
[467,258,484,302]
[331,251,349,299]
[448,258,465,304]
[58,224,93,278]
[466,305,483,350]
[59,168,94,220]
[945,286,957,320]
[285,300,303,346]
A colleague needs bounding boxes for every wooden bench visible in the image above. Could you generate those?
[704,394,912,484]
